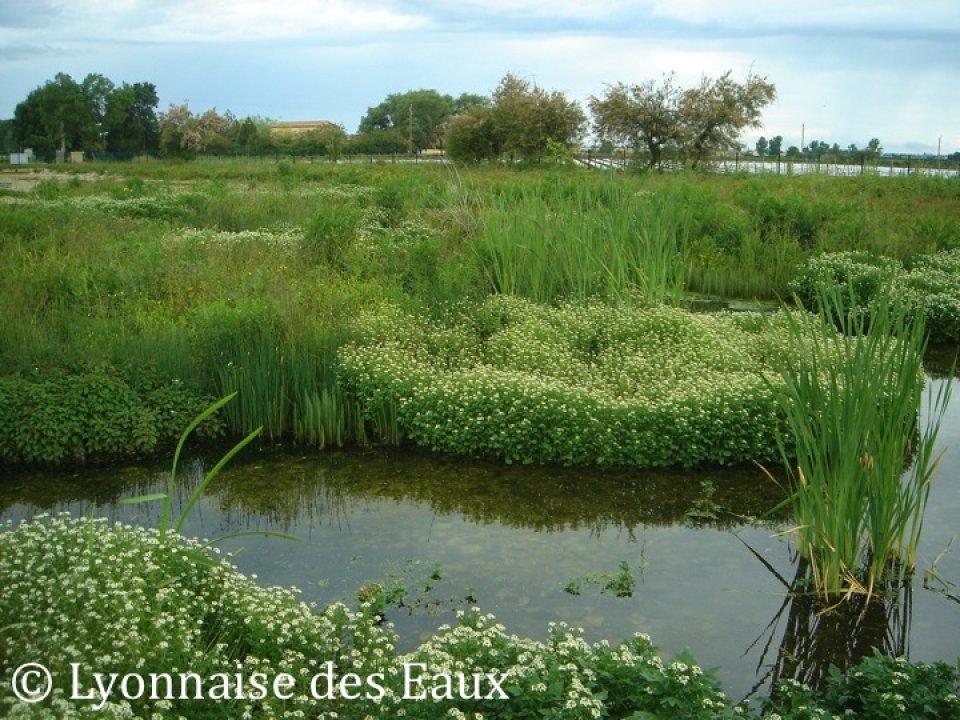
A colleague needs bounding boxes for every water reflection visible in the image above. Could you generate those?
[746,559,912,696]
[0,448,787,533]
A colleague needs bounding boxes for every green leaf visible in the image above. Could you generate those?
[120,493,168,505]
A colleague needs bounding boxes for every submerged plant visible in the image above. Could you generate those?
[768,282,951,599]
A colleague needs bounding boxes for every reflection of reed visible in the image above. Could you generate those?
[0,448,789,535]
[200,466,353,535]
[745,558,912,699]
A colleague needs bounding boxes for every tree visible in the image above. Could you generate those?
[82,73,114,148]
[349,128,408,155]
[103,82,159,153]
[866,138,883,158]
[589,75,682,169]
[358,89,456,152]
[489,73,586,162]
[158,103,227,159]
[453,93,490,114]
[768,135,784,156]
[446,74,585,163]
[755,136,768,157]
[12,73,159,155]
[445,106,499,162]
[678,71,776,168]
[14,73,96,153]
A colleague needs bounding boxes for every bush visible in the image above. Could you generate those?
[762,654,960,719]
[0,373,223,465]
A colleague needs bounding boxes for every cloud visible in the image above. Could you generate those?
[644,0,960,33]
[0,0,63,29]
[0,44,57,61]
[1,0,430,42]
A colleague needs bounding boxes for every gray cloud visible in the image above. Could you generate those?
[0,0,62,29]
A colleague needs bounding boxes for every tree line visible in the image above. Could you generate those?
[754,135,885,162]
[0,69,818,167]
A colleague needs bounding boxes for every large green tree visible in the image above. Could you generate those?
[12,72,159,155]
[589,74,682,169]
[678,71,776,168]
[358,89,455,152]
[14,73,97,153]
[446,74,586,163]
[103,82,160,153]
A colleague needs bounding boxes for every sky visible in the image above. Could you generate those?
[1,0,958,154]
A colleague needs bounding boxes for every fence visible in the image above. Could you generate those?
[575,150,960,178]
[3,149,958,178]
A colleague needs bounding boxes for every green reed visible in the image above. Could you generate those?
[770,281,951,599]
[473,178,689,304]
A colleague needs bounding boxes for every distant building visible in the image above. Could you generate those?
[270,121,337,136]
[9,149,33,165]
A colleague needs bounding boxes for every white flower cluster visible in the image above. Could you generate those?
[3,193,186,220]
[164,226,304,252]
[340,295,831,467]
[789,248,960,343]
[0,513,394,719]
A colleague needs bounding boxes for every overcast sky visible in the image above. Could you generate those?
[1,0,958,154]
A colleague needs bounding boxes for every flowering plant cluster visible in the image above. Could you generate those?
[164,226,305,252]
[1,193,188,221]
[339,296,826,468]
[788,249,960,342]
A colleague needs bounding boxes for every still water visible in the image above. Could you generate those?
[2,381,958,702]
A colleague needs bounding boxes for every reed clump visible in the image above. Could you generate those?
[769,282,951,599]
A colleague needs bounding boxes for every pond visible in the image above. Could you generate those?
[1,379,958,703]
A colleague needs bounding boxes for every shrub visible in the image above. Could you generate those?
[0,373,223,466]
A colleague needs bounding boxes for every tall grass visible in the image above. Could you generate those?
[473,178,689,304]
[4,163,960,463]
[770,281,951,599]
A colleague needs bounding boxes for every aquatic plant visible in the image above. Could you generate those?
[339,295,832,468]
[122,392,263,543]
[473,177,690,304]
[768,283,951,599]
[788,248,960,343]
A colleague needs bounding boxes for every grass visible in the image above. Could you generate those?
[472,175,690,304]
[768,281,952,599]
[1,162,959,464]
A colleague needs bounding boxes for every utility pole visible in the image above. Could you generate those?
[408,104,413,156]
